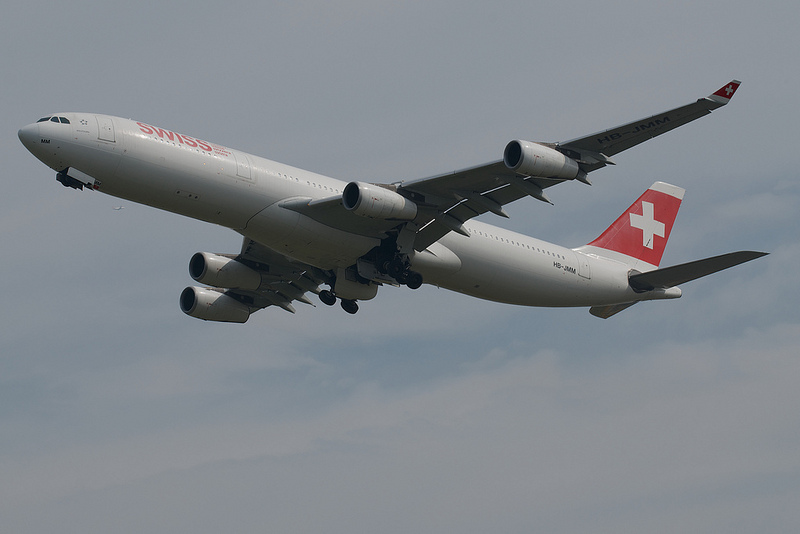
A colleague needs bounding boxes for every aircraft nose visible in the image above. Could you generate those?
[18,123,40,153]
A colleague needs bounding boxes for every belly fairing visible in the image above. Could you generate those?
[243,203,380,269]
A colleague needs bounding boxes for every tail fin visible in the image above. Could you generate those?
[582,182,684,270]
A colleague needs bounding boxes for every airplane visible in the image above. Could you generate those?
[18,80,766,322]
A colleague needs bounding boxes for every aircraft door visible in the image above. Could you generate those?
[232,151,252,181]
[97,116,115,142]
[577,253,591,279]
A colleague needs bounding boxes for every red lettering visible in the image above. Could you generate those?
[137,121,212,152]
[152,127,175,142]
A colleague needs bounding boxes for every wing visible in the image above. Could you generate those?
[396,80,741,250]
[267,81,740,252]
[558,80,742,169]
[278,195,401,238]
[400,161,543,250]
[230,237,330,314]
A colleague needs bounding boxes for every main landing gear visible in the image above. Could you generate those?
[318,289,359,315]
[379,256,423,290]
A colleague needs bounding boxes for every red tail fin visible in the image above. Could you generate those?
[586,182,684,268]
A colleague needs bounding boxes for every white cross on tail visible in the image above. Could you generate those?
[629,201,665,249]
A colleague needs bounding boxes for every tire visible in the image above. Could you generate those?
[406,271,423,290]
[340,299,359,314]
[319,290,337,306]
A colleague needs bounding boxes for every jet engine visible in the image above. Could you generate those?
[503,140,580,180]
[180,286,251,323]
[189,252,262,290]
[342,182,417,220]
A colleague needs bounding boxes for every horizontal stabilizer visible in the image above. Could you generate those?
[629,251,768,291]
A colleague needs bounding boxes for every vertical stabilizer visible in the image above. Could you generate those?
[578,182,684,270]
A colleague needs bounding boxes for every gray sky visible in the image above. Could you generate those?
[2,1,799,532]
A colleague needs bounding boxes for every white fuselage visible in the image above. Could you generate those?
[20,113,652,308]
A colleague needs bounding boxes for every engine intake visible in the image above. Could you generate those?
[343,182,417,220]
[503,140,580,180]
[180,286,251,323]
[189,252,262,290]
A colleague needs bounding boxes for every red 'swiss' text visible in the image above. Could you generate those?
[137,122,213,152]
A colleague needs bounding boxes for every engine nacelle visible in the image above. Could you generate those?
[342,182,417,220]
[189,252,262,291]
[180,286,251,323]
[503,140,580,179]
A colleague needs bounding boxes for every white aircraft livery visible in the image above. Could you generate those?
[19,81,766,322]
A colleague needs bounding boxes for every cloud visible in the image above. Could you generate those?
[3,323,800,533]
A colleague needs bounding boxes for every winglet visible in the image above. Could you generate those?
[708,80,741,105]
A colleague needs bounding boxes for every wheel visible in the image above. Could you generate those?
[340,299,359,314]
[387,258,405,279]
[319,290,337,306]
[405,271,423,290]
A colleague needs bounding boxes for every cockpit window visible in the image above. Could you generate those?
[38,116,70,124]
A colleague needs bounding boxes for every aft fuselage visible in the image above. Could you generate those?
[19,113,650,308]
